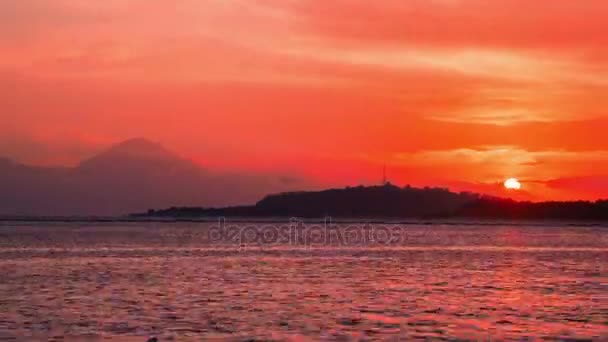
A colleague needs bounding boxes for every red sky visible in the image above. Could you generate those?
[2,0,608,201]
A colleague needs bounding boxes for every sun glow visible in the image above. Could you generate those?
[504,178,522,190]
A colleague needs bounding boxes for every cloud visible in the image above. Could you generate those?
[393,146,608,183]
[543,176,608,198]
[3,1,608,126]
[1,1,608,202]
[275,0,608,50]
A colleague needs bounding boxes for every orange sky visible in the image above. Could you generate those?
[2,0,608,201]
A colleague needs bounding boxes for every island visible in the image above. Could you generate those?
[134,184,608,221]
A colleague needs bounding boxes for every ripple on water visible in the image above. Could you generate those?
[0,223,606,340]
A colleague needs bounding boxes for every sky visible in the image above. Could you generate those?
[2,0,608,201]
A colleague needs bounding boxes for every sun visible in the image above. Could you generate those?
[504,178,522,190]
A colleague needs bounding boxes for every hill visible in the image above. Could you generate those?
[142,184,482,218]
[142,184,608,220]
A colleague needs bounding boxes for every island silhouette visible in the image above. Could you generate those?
[138,183,608,221]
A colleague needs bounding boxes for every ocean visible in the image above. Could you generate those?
[0,220,606,340]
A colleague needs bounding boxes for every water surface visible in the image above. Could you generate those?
[0,221,606,340]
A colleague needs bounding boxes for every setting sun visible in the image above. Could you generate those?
[504,178,522,190]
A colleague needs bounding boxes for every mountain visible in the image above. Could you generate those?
[0,138,304,216]
[78,138,187,170]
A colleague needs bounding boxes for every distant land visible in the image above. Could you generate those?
[3,137,608,220]
[0,138,306,216]
[138,184,608,221]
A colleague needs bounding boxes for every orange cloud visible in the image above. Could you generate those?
[1,1,608,201]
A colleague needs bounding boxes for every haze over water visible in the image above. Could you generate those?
[0,221,606,340]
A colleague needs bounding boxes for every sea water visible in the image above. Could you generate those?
[0,221,606,340]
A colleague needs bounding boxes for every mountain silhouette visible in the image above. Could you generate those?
[78,138,186,170]
[0,138,305,216]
